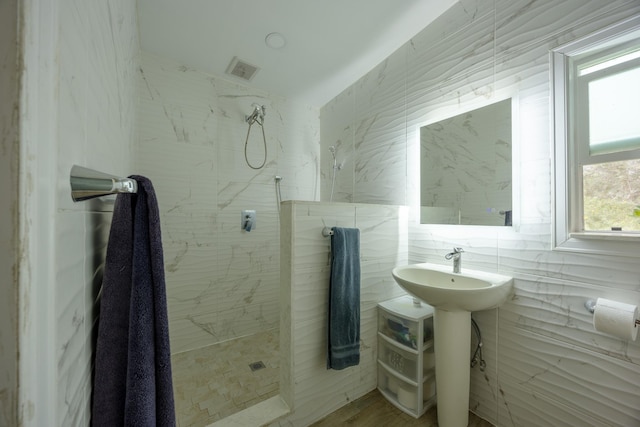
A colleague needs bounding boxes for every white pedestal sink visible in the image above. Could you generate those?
[392,263,513,427]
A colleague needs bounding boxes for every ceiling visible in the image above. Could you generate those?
[136,0,457,108]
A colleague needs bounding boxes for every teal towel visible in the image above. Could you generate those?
[327,227,361,370]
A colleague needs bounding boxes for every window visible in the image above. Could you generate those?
[553,15,640,254]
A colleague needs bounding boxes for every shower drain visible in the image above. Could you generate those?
[249,361,266,372]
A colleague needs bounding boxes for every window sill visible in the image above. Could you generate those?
[570,231,640,241]
[555,232,640,257]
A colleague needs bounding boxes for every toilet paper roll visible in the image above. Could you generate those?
[593,298,638,341]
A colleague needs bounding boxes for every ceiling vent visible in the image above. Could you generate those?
[226,57,259,81]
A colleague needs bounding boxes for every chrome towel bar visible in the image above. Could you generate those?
[70,165,137,202]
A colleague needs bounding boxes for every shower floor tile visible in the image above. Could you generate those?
[171,329,279,427]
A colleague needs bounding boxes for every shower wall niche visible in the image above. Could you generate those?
[135,52,320,353]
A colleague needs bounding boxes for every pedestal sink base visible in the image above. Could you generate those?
[434,309,471,427]
[391,263,514,426]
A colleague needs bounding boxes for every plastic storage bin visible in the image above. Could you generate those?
[376,295,437,418]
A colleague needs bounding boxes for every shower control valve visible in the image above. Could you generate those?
[241,209,256,232]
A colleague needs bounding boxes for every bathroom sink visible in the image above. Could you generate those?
[392,262,514,426]
[391,263,513,312]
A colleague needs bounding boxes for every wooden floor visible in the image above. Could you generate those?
[310,390,493,427]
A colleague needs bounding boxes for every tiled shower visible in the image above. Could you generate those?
[135,52,319,355]
[135,52,320,424]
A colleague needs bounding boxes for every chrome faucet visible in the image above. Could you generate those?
[445,247,464,273]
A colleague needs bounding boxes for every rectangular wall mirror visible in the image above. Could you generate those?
[420,98,512,226]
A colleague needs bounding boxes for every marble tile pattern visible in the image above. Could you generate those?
[0,0,19,423]
[274,201,409,427]
[46,0,140,425]
[320,0,640,425]
[135,52,320,354]
[171,329,279,426]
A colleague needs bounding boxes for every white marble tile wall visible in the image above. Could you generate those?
[135,53,320,354]
[0,0,19,423]
[320,0,640,425]
[275,201,408,426]
[52,0,139,425]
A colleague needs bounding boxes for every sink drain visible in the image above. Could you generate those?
[249,361,266,372]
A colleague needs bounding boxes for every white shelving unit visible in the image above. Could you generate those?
[377,295,436,418]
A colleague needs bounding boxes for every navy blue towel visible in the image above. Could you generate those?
[92,176,175,427]
[327,227,361,370]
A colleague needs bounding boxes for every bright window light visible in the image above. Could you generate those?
[579,49,640,76]
[588,67,640,153]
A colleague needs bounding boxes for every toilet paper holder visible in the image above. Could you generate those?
[585,299,640,327]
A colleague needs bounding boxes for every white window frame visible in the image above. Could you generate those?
[552,14,640,256]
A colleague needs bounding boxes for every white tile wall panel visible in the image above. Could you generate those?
[501,275,640,365]
[353,306,380,397]
[278,202,294,408]
[496,379,611,427]
[359,260,406,303]
[83,1,137,177]
[408,222,500,270]
[56,212,88,427]
[300,201,356,218]
[516,158,552,223]
[290,204,355,272]
[405,64,496,151]
[469,309,499,424]
[166,319,212,355]
[278,201,409,426]
[218,298,280,339]
[320,88,355,202]
[494,42,551,98]
[494,0,637,57]
[497,240,640,292]
[494,224,553,274]
[217,184,282,222]
[354,46,407,113]
[215,145,279,187]
[353,98,408,205]
[410,0,495,51]
[292,268,331,325]
[51,0,139,423]
[136,53,319,353]
[514,95,551,164]
[57,0,88,213]
[215,234,281,277]
[356,205,409,260]
[271,97,320,197]
[499,325,640,425]
[407,12,495,110]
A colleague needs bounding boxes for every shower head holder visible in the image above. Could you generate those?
[246,104,266,124]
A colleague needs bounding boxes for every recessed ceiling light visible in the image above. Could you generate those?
[265,32,286,49]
